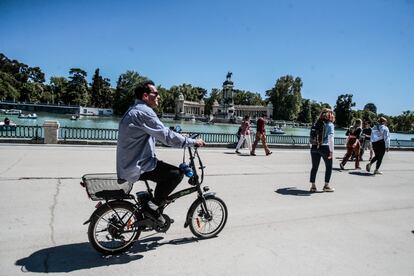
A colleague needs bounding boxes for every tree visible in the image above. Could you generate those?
[19,82,44,103]
[297,99,312,123]
[233,89,264,106]
[363,103,377,114]
[353,109,377,125]
[204,88,221,115]
[266,75,303,120]
[393,111,414,132]
[309,101,331,123]
[156,86,172,114]
[334,94,355,127]
[90,68,113,108]
[0,53,46,102]
[63,68,89,105]
[0,71,19,101]
[49,76,68,104]
[113,70,148,115]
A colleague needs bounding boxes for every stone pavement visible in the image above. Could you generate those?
[0,144,414,276]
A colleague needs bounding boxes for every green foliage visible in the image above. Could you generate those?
[19,82,44,102]
[297,99,312,123]
[90,68,113,108]
[157,84,207,114]
[363,103,377,114]
[169,84,205,102]
[63,68,89,105]
[1,52,413,132]
[0,71,19,100]
[233,89,264,106]
[309,101,331,123]
[204,88,221,115]
[49,76,68,104]
[352,109,377,125]
[391,111,414,132]
[113,71,148,115]
[0,53,46,103]
[266,75,302,120]
[154,86,170,114]
[334,94,355,127]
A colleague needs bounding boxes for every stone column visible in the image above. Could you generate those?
[43,120,60,144]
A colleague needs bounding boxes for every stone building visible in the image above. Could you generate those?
[173,72,273,121]
[175,93,205,116]
[213,72,273,120]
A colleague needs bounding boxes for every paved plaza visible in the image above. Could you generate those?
[0,144,413,276]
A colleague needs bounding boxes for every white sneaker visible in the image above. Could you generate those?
[323,186,335,192]
[374,170,383,175]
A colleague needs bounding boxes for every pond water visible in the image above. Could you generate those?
[3,111,414,140]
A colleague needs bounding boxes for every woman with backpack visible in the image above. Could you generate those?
[309,109,335,193]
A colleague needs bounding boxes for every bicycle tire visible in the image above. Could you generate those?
[88,201,141,255]
[188,195,228,239]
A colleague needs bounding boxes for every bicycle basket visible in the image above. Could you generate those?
[81,173,133,201]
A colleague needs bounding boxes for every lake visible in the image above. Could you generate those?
[3,111,414,140]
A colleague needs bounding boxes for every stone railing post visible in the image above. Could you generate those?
[43,120,60,144]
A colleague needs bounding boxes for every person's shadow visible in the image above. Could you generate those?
[15,236,199,273]
[275,187,321,196]
[348,171,374,176]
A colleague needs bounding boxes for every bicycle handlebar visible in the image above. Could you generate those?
[189,133,199,139]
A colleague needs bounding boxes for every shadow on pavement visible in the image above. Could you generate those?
[275,187,320,196]
[348,171,374,177]
[15,236,199,273]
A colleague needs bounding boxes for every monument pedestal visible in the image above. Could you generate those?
[43,120,60,144]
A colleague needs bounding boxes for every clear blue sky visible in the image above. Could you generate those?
[1,0,413,116]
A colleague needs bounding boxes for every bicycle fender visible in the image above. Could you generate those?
[184,193,216,228]
[83,200,135,225]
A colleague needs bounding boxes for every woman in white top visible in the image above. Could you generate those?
[235,115,252,154]
[366,117,390,175]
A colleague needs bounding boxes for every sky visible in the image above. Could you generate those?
[1,0,413,116]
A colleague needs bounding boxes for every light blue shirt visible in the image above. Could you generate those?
[322,121,334,145]
[371,124,390,148]
[320,121,335,153]
[116,100,196,182]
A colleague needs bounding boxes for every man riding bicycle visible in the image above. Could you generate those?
[116,80,205,224]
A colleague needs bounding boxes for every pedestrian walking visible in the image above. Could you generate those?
[250,113,272,156]
[235,115,252,154]
[366,117,390,175]
[309,109,335,193]
[340,119,363,170]
[360,121,373,161]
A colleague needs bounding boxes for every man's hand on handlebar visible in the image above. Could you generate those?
[194,139,206,147]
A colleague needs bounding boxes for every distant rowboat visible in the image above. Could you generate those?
[270,127,285,135]
[5,109,22,115]
[18,113,37,119]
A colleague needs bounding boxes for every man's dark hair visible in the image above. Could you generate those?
[134,80,155,100]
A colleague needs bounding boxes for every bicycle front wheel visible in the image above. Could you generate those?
[188,196,228,239]
[88,201,140,255]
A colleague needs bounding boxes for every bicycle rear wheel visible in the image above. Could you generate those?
[188,196,228,239]
[88,201,140,255]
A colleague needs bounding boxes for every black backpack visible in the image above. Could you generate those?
[309,120,325,147]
